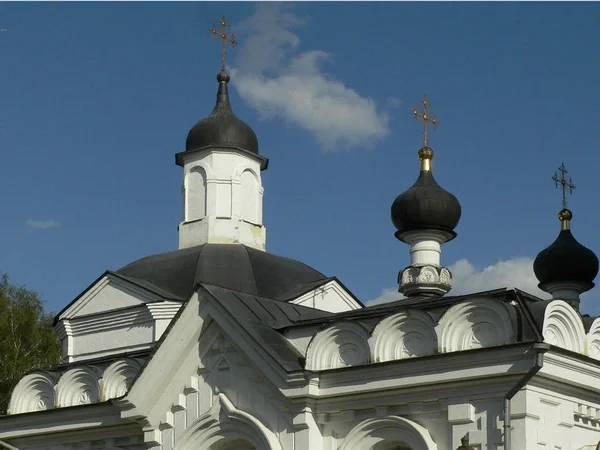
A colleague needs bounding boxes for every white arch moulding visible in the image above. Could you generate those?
[174,393,283,450]
[370,309,437,362]
[56,366,101,407]
[436,298,514,353]
[102,358,143,400]
[338,415,438,450]
[184,160,215,179]
[8,370,57,414]
[542,299,585,354]
[185,166,208,221]
[587,317,600,360]
[305,321,370,370]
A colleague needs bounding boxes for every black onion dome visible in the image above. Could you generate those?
[534,210,599,288]
[185,70,259,154]
[391,160,462,241]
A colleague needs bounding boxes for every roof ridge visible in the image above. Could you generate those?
[242,244,260,295]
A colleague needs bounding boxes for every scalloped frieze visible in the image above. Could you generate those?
[56,366,101,407]
[102,358,143,400]
[587,318,600,360]
[305,322,370,370]
[543,300,585,353]
[8,371,57,414]
[437,299,514,353]
[370,310,436,362]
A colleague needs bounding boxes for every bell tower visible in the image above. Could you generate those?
[176,17,269,250]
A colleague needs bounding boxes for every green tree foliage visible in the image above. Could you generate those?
[0,274,61,415]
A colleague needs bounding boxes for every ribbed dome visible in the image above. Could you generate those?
[391,159,462,241]
[534,210,598,289]
[185,70,259,154]
[117,243,327,302]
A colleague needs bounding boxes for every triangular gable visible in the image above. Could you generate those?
[289,278,363,312]
[119,283,330,430]
[57,272,171,322]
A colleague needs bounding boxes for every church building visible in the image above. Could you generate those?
[2,38,600,450]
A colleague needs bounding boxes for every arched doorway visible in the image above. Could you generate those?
[339,416,437,450]
[174,393,282,450]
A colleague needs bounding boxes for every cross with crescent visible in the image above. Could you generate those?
[411,94,439,148]
[209,16,237,71]
[552,162,575,210]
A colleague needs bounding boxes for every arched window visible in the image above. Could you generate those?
[186,167,207,221]
[241,170,258,224]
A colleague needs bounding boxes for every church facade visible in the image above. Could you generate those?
[2,67,600,450]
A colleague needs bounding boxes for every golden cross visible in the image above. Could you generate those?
[552,162,575,210]
[411,94,439,147]
[208,16,237,71]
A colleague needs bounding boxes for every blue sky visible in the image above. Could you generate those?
[1,2,600,315]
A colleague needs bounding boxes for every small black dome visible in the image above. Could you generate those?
[185,71,259,154]
[534,211,598,289]
[391,168,461,241]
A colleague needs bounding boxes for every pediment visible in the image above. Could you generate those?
[120,288,297,446]
[290,279,362,312]
[58,273,166,321]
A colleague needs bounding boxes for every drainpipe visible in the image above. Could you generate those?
[504,343,550,450]
[0,440,20,450]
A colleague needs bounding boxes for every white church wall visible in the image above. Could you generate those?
[510,385,600,450]
[179,149,266,250]
[290,279,363,313]
[312,380,516,450]
[138,321,296,450]
[55,274,182,363]
[59,275,164,318]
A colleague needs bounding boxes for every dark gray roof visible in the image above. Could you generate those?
[272,287,546,343]
[199,284,333,372]
[197,285,550,372]
[116,244,328,302]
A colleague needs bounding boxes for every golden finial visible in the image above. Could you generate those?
[208,16,237,72]
[552,163,575,230]
[411,94,439,148]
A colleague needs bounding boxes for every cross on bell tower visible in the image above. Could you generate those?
[208,16,237,71]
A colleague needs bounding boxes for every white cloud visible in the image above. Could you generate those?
[449,258,547,298]
[368,287,403,306]
[231,4,389,151]
[366,257,550,305]
[25,219,60,230]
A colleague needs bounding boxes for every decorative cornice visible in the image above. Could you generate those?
[399,265,452,297]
